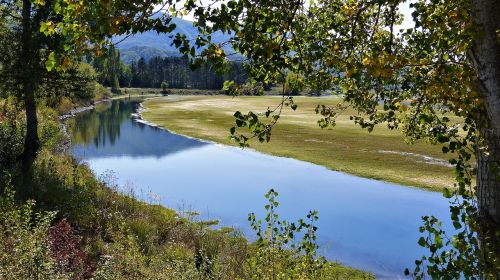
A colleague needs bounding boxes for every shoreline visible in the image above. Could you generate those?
[136,98,443,194]
[139,95,454,192]
[58,94,160,151]
[60,95,376,279]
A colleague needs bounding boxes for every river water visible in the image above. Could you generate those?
[70,98,452,279]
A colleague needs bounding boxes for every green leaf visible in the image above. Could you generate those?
[45,52,57,71]
[418,237,426,247]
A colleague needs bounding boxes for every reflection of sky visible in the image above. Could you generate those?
[84,145,451,279]
[72,100,451,279]
[72,121,207,159]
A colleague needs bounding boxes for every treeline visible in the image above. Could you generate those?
[91,46,132,90]
[130,56,247,89]
[92,47,247,90]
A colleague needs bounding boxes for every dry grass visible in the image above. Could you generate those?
[142,95,456,191]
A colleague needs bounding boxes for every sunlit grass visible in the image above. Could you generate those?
[142,95,456,191]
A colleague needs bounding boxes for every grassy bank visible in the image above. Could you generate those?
[0,97,373,279]
[142,95,455,190]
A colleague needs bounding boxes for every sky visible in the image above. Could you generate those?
[156,0,415,31]
[398,1,415,31]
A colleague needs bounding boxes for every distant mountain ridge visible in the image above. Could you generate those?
[115,17,236,64]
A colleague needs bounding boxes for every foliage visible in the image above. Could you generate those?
[92,45,130,89]
[246,189,324,279]
[245,189,373,280]
[161,81,169,91]
[49,219,91,277]
[169,0,500,277]
[128,56,247,90]
[0,100,66,173]
[239,82,265,96]
[0,186,63,279]
[0,100,25,171]
[40,63,100,108]
[0,8,19,99]
[284,73,304,96]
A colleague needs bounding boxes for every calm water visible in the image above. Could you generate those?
[70,98,452,279]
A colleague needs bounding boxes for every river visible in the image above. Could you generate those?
[69,98,452,279]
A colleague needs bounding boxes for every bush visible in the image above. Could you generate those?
[0,187,63,279]
[240,82,264,96]
[55,97,74,115]
[93,83,112,103]
[111,87,122,95]
[224,81,265,96]
[0,100,24,171]
[284,72,304,96]
[49,219,92,277]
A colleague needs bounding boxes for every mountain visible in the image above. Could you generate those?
[115,17,237,64]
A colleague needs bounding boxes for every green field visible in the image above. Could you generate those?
[142,95,456,191]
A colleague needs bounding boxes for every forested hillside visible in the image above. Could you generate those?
[91,45,247,90]
[114,17,240,64]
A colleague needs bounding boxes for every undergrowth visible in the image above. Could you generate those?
[0,99,373,279]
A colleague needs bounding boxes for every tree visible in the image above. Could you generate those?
[1,0,180,179]
[174,0,499,277]
[0,0,71,176]
[161,81,169,93]
[20,0,40,172]
[21,0,500,275]
[127,55,245,89]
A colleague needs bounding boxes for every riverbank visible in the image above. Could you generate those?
[0,96,374,279]
[141,95,455,190]
[56,95,373,279]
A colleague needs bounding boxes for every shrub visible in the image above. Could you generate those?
[239,82,264,96]
[284,72,304,96]
[0,187,63,279]
[55,97,74,115]
[93,83,112,102]
[49,219,92,278]
[161,81,169,92]
[0,101,24,171]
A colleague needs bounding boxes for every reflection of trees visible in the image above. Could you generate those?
[69,99,208,159]
[69,99,137,148]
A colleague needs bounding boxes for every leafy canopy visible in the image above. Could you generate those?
[39,0,497,277]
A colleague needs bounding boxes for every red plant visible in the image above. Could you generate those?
[49,219,92,279]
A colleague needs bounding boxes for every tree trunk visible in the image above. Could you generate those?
[21,0,40,174]
[476,127,500,274]
[471,0,500,274]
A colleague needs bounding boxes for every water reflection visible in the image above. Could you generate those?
[70,99,207,159]
[70,98,452,279]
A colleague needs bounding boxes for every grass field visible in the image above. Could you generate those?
[142,95,456,191]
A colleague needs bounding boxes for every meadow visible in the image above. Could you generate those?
[142,95,456,190]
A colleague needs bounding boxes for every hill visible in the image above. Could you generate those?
[115,17,237,64]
